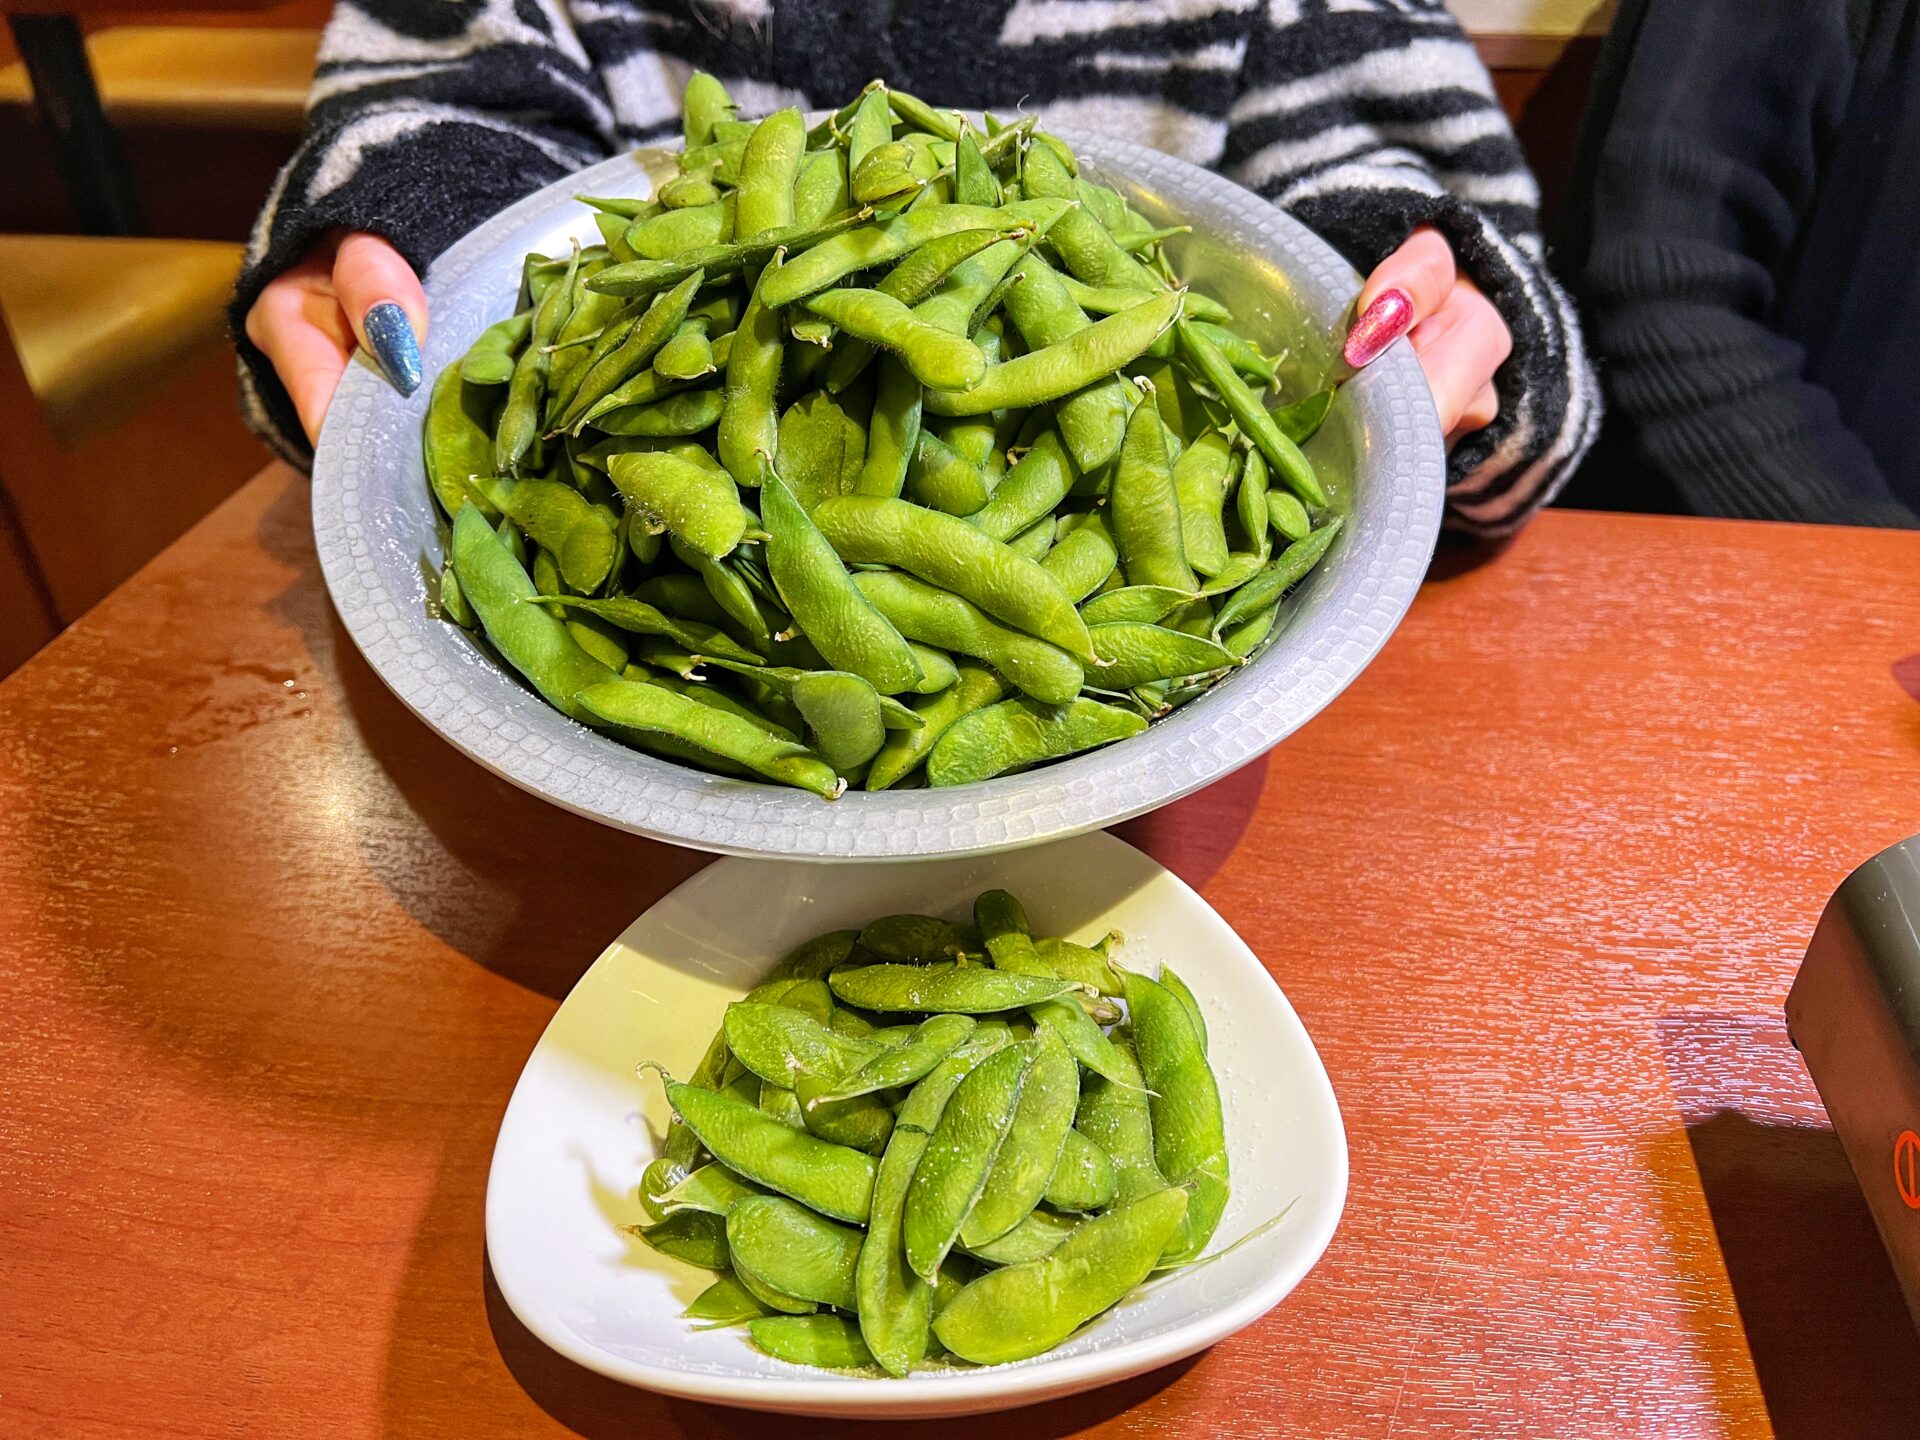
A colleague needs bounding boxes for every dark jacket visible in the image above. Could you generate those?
[1559,0,1920,527]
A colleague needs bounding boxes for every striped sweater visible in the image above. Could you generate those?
[235,0,1600,535]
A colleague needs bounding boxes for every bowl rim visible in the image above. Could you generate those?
[482,830,1350,1415]
[311,129,1445,861]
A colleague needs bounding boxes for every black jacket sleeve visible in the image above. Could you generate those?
[1563,0,1918,528]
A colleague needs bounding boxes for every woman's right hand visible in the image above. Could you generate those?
[244,230,429,444]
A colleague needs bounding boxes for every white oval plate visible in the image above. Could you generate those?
[484,830,1347,1418]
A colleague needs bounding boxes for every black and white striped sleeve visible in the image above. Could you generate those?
[1222,0,1600,537]
[231,0,623,465]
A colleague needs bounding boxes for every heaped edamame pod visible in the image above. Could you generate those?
[418,78,1355,798]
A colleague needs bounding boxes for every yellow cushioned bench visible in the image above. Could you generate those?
[0,25,314,132]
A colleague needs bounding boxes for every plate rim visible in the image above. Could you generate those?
[482,830,1349,1415]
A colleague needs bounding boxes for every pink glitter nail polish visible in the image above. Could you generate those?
[1344,287,1414,369]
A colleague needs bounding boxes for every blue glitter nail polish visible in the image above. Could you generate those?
[363,301,423,396]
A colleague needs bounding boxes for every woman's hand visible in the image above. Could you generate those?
[244,231,428,444]
[1344,226,1511,446]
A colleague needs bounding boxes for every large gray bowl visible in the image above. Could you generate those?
[312,129,1445,860]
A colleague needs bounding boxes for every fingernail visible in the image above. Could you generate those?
[1343,288,1413,369]
[363,301,423,396]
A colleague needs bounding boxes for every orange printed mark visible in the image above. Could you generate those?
[1897,1131,1920,1210]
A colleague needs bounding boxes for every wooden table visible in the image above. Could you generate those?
[4,465,1918,1437]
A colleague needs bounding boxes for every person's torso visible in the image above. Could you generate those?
[573,0,1264,165]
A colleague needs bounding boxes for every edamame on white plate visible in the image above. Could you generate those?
[631,888,1229,1374]
[483,831,1348,1415]
[425,75,1344,798]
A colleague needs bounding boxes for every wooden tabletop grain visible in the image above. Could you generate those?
[3,464,1918,1438]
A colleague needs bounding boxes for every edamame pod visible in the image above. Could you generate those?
[1123,972,1229,1262]
[931,1187,1189,1364]
[735,108,805,240]
[684,1272,768,1326]
[725,1194,862,1310]
[423,368,501,521]
[904,641,959,694]
[866,661,1008,790]
[681,70,736,148]
[1039,517,1118,602]
[577,681,843,797]
[449,506,616,722]
[1211,515,1344,634]
[631,1209,729,1269]
[902,1039,1037,1280]
[749,1313,875,1369]
[458,309,533,386]
[904,427,990,516]
[852,572,1082,706]
[796,1070,895,1152]
[809,1014,976,1102]
[962,1206,1079,1265]
[655,1162,766,1216]
[1174,320,1326,507]
[967,430,1075,542]
[960,1025,1078,1246]
[1268,489,1312,543]
[606,450,753,559]
[926,697,1148,786]
[759,472,925,696]
[1172,429,1233,577]
[855,1050,976,1374]
[1160,964,1208,1053]
[517,594,762,664]
[790,670,888,771]
[1110,390,1196,591]
[1079,584,1193,626]
[469,476,620,593]
[1088,621,1237,688]
[717,263,786,489]
[805,290,988,391]
[723,1001,881,1086]
[625,195,732,261]
[1274,387,1335,444]
[829,962,1079,1014]
[587,209,870,299]
[923,289,1184,417]
[659,1078,876,1223]
[814,496,1094,663]
[760,202,1064,309]
[1044,1127,1119,1212]
[855,355,923,497]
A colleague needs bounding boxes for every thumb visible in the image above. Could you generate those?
[332,231,430,396]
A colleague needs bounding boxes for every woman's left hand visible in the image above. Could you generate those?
[1343,226,1512,447]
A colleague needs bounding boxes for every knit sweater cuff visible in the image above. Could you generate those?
[229,115,596,467]
[1287,186,1601,539]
